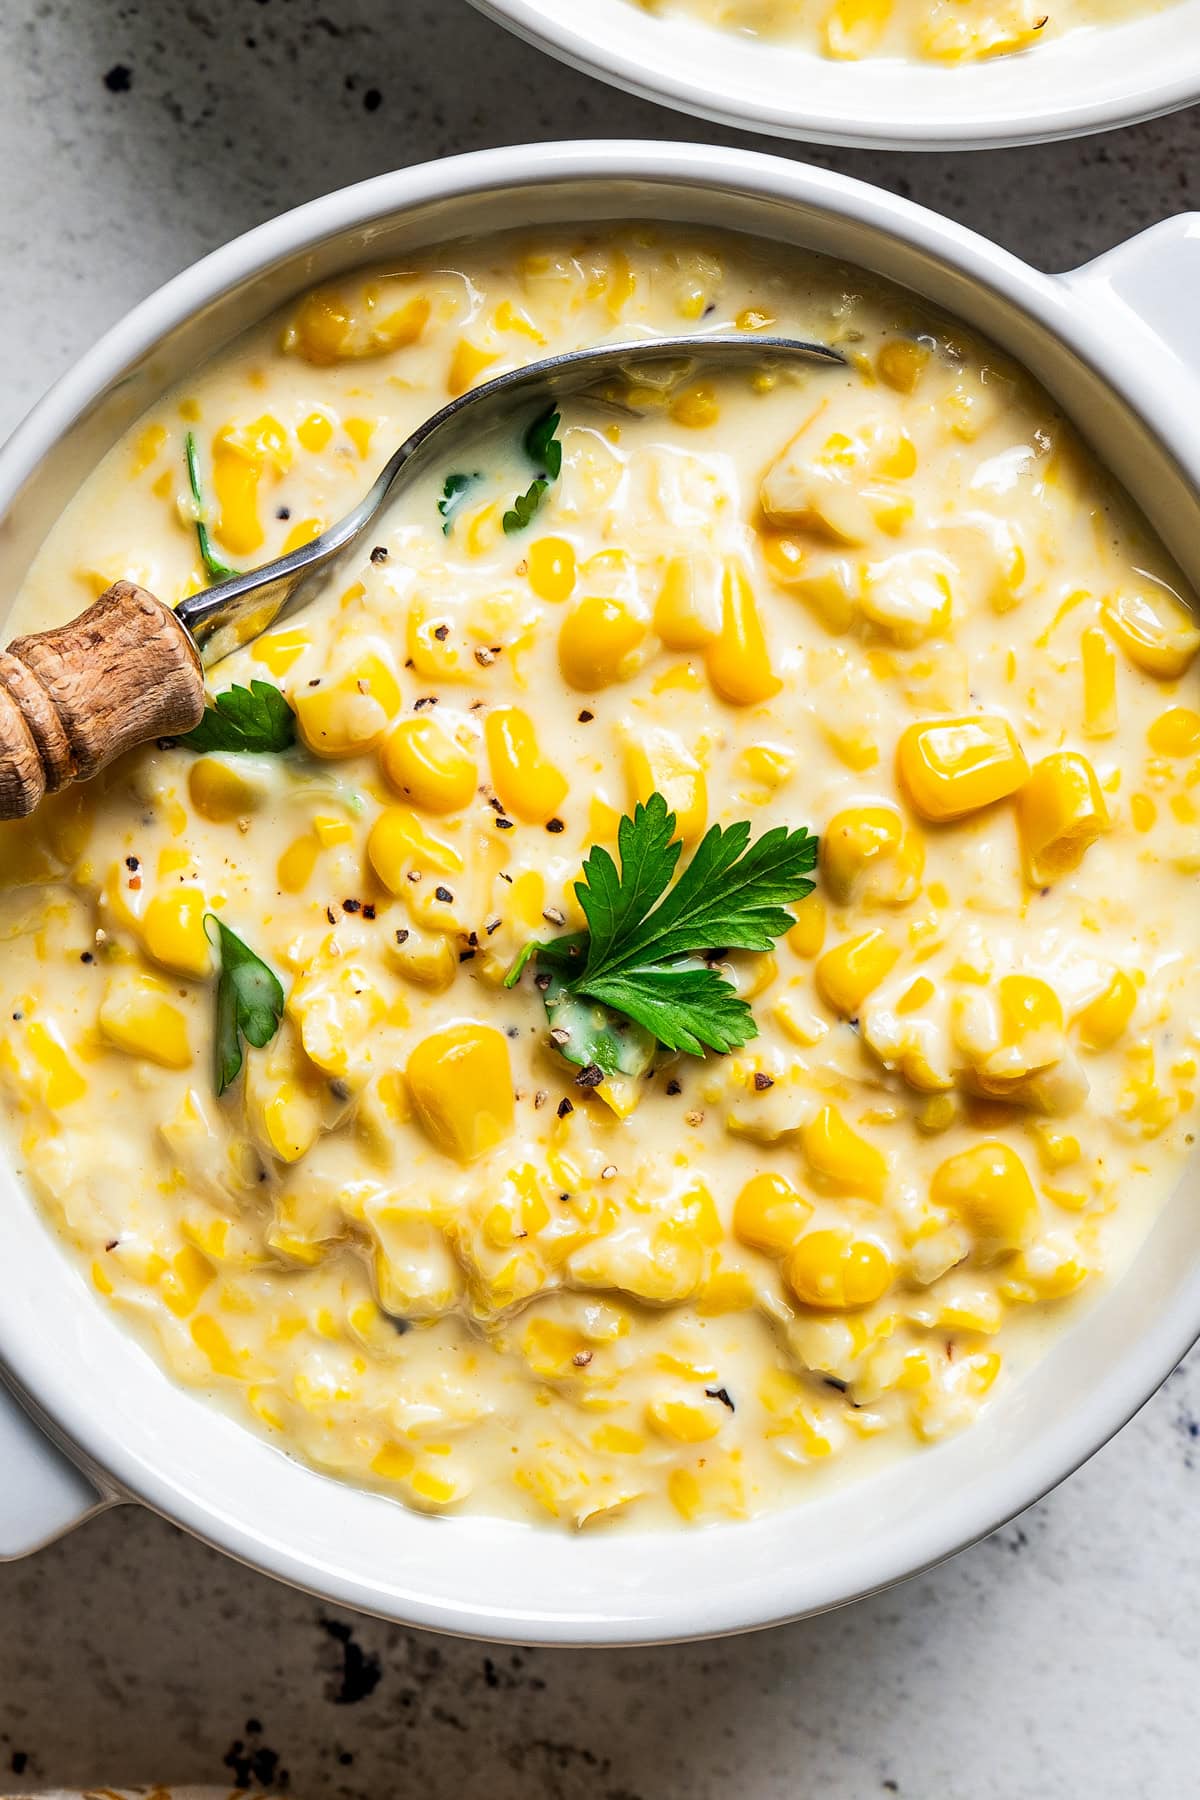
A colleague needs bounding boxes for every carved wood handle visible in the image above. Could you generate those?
[0,581,205,821]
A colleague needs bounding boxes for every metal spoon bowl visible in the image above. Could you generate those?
[177,331,843,665]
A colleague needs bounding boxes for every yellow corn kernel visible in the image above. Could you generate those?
[372,1442,416,1483]
[758,533,859,633]
[98,975,191,1069]
[824,0,893,55]
[740,743,794,791]
[527,536,576,604]
[210,416,290,557]
[1075,970,1137,1051]
[485,707,568,824]
[1149,706,1200,758]
[131,422,167,474]
[1016,752,1109,884]
[293,653,401,757]
[1081,626,1117,738]
[255,626,311,675]
[787,892,827,959]
[897,975,935,1014]
[801,1104,887,1199]
[732,1171,813,1257]
[277,834,319,893]
[932,1140,1038,1257]
[285,288,429,364]
[281,517,324,555]
[821,803,923,907]
[670,385,719,430]
[142,887,210,979]
[297,410,334,452]
[558,594,647,691]
[786,1230,893,1310]
[367,807,463,894]
[380,716,476,814]
[406,1023,514,1163]
[187,757,262,824]
[385,928,458,992]
[447,336,499,396]
[260,1085,321,1163]
[705,563,781,706]
[654,553,722,650]
[997,973,1063,1040]
[646,1398,721,1443]
[897,715,1029,822]
[160,1246,215,1318]
[877,338,930,393]
[625,728,707,844]
[815,928,899,1016]
[343,416,375,459]
[1103,583,1200,679]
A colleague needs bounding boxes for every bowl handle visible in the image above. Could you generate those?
[0,1374,113,1557]
[1063,214,1200,367]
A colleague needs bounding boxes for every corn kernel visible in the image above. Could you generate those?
[527,536,576,604]
[1075,970,1137,1051]
[558,594,647,691]
[99,974,191,1069]
[931,1141,1038,1256]
[646,1398,720,1443]
[821,804,923,907]
[293,653,401,757]
[787,892,827,959]
[824,0,893,58]
[1081,626,1117,738]
[406,1023,514,1163]
[815,928,900,1016]
[1103,583,1200,680]
[654,553,722,650]
[142,887,211,979]
[380,716,476,814]
[626,728,707,844]
[485,707,568,824]
[1149,707,1200,758]
[733,1171,813,1257]
[786,1230,893,1309]
[706,562,780,706]
[801,1104,887,1198]
[367,807,463,894]
[877,338,930,393]
[897,715,1029,822]
[277,834,319,893]
[188,757,262,824]
[1016,752,1109,884]
[670,385,719,430]
[447,336,499,396]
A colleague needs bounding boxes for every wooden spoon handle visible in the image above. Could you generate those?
[0,581,205,821]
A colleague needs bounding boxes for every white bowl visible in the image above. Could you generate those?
[469,0,1200,149]
[3,142,1200,1645]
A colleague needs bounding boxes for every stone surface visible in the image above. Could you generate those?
[1,2,1198,1794]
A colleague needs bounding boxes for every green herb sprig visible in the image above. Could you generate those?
[502,407,563,535]
[179,680,296,754]
[184,430,240,583]
[505,793,817,1064]
[206,915,285,1095]
[438,470,482,535]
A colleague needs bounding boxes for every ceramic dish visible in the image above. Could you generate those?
[2,142,1200,1645]
[468,0,1200,149]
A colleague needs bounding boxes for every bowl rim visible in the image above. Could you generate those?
[467,0,1200,150]
[4,140,1200,1644]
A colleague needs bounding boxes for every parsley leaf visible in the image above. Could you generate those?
[524,407,563,480]
[178,680,296,754]
[206,915,285,1096]
[505,793,818,1061]
[502,407,564,534]
[502,477,549,535]
[438,470,481,535]
[184,430,240,583]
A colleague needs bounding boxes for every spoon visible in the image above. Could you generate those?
[0,331,842,821]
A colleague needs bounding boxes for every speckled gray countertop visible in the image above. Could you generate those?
[1,4,1199,1796]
